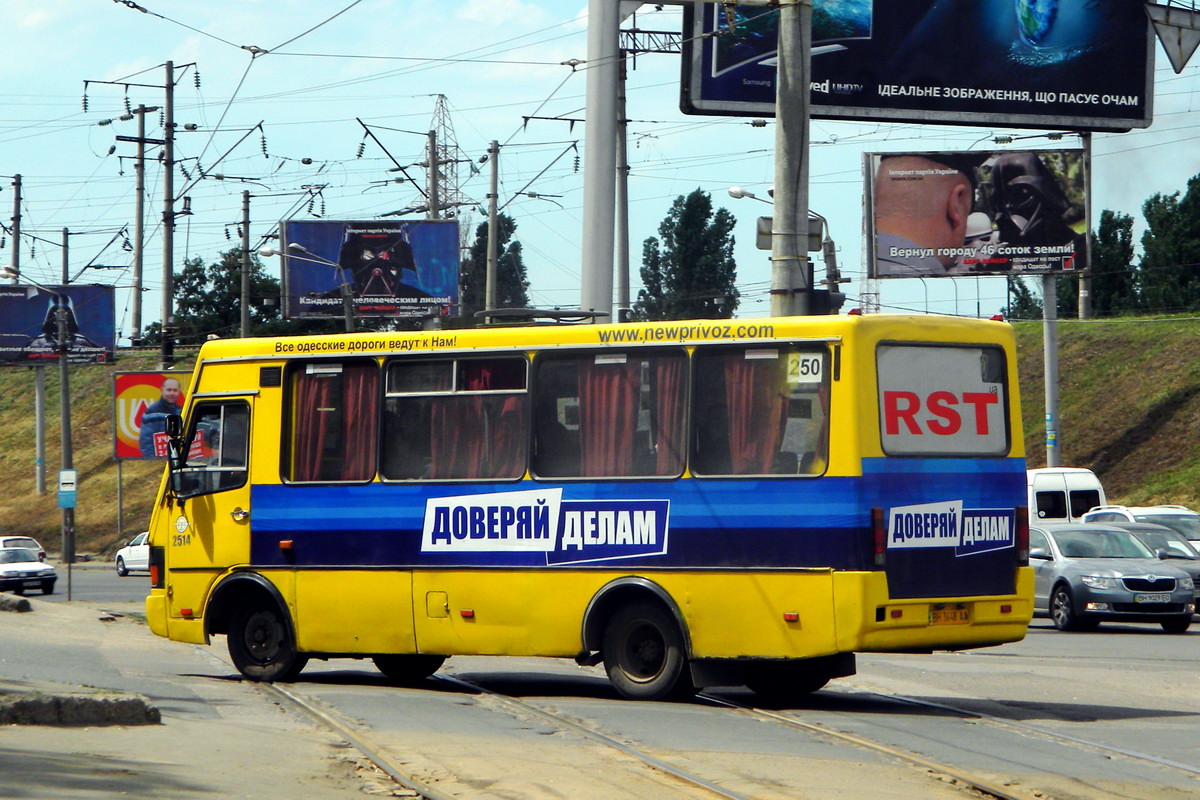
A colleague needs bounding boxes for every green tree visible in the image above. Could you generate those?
[459,213,530,322]
[634,189,738,321]
[1088,209,1137,315]
[1005,276,1042,320]
[1137,173,1200,312]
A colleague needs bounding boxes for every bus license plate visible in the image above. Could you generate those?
[1134,593,1170,603]
[930,606,969,625]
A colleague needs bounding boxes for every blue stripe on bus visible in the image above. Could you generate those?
[248,456,1026,578]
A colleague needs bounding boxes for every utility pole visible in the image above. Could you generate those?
[8,174,19,284]
[485,140,499,322]
[10,174,46,496]
[59,228,76,573]
[771,0,812,317]
[161,61,176,368]
[131,105,158,341]
[241,190,252,337]
[615,63,630,317]
[426,130,441,220]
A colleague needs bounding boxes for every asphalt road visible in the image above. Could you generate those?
[40,561,150,605]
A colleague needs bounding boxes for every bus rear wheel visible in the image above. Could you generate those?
[228,605,308,682]
[373,654,446,683]
[602,602,695,701]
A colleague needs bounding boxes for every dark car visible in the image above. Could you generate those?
[0,547,57,595]
[1030,524,1195,633]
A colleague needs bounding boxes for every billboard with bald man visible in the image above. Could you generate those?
[866,149,1088,279]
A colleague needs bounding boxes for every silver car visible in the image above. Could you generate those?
[1030,524,1195,633]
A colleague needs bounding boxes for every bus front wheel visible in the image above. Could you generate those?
[373,654,446,684]
[228,604,308,682]
[602,602,695,701]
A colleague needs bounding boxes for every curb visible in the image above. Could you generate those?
[0,691,161,726]
[0,593,33,613]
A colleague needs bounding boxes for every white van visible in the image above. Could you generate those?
[1027,467,1106,523]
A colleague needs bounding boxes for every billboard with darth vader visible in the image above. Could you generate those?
[280,219,459,320]
[0,284,116,365]
[866,148,1087,278]
[682,0,1152,132]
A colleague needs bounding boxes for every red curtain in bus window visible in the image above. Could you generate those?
[429,361,526,480]
[653,355,686,475]
[578,359,639,476]
[339,363,379,480]
[724,353,787,474]
[292,372,335,482]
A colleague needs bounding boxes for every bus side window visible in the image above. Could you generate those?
[531,349,686,479]
[382,357,528,481]
[173,401,250,499]
[285,361,379,483]
[691,345,828,477]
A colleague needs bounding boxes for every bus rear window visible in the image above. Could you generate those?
[877,344,1008,457]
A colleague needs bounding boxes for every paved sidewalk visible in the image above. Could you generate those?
[0,596,396,798]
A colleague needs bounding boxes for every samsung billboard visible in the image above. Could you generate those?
[682,0,1153,132]
[279,219,460,320]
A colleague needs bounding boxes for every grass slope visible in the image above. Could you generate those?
[3,317,1199,559]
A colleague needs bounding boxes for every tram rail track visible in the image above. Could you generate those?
[202,645,1196,800]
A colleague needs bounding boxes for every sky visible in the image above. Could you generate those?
[2,0,1199,345]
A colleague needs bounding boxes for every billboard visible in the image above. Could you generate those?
[866,148,1088,279]
[0,284,116,365]
[279,219,459,320]
[113,371,191,460]
[681,0,1153,132]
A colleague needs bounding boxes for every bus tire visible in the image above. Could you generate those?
[373,654,446,684]
[228,604,308,682]
[1160,615,1191,634]
[602,602,695,701]
[1050,585,1088,632]
[742,661,831,702]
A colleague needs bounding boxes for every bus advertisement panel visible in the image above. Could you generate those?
[866,148,1088,279]
[0,284,115,365]
[279,219,459,321]
[681,0,1153,132]
[113,371,191,460]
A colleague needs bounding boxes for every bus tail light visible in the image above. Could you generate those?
[149,546,165,589]
[871,507,886,567]
[1016,506,1029,565]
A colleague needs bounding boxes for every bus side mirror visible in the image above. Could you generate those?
[165,414,186,471]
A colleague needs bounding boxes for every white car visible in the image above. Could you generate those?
[1,535,47,562]
[115,532,150,576]
[0,548,57,595]
[1082,505,1200,549]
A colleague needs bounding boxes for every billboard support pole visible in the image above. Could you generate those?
[770,0,811,317]
[580,0,619,322]
[1042,273,1060,468]
[35,367,46,495]
[1079,132,1092,319]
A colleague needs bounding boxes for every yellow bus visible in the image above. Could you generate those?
[145,313,1033,701]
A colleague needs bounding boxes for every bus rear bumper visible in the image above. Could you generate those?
[837,568,1035,653]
